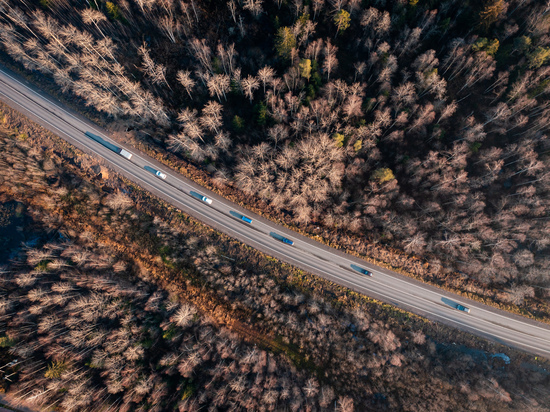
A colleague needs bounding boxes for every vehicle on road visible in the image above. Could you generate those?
[269,231,294,245]
[241,215,252,223]
[118,149,133,160]
[190,191,213,204]
[85,131,133,160]
[145,166,167,180]
[456,304,470,313]
[359,268,372,276]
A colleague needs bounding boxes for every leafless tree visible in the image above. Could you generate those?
[243,0,263,18]
[177,70,196,99]
[437,100,457,124]
[241,75,260,103]
[323,41,338,81]
[483,102,511,127]
[171,304,196,328]
[312,0,324,20]
[336,396,354,412]
[188,38,212,74]
[302,378,319,398]
[158,16,180,43]
[214,131,232,151]
[459,53,496,92]
[343,94,363,119]
[404,232,427,254]
[227,0,238,23]
[80,8,108,38]
[138,45,169,87]
[257,66,275,95]
[207,74,230,101]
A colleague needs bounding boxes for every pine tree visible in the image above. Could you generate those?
[275,27,296,60]
[479,0,504,32]
[299,59,311,81]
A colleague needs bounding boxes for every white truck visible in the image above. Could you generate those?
[117,148,133,160]
[85,131,133,160]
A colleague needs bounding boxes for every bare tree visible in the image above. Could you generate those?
[437,100,457,124]
[80,8,108,38]
[302,378,319,398]
[343,94,363,119]
[258,66,275,95]
[312,0,324,20]
[483,102,511,127]
[214,131,232,151]
[323,40,338,80]
[177,70,196,98]
[138,45,169,87]
[207,74,230,101]
[336,396,354,412]
[157,16,180,43]
[241,75,259,103]
[227,0,238,23]
[243,0,263,18]
[171,304,196,328]
[188,38,212,74]
[404,233,427,254]
[305,38,324,61]
[200,101,223,133]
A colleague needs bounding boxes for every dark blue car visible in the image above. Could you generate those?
[281,237,294,245]
[359,268,372,277]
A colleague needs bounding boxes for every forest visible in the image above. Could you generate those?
[0,0,549,314]
[1,100,550,411]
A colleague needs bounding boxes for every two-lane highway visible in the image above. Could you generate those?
[1,66,550,357]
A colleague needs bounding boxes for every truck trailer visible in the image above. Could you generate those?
[118,148,133,160]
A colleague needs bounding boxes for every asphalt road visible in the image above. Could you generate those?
[1,66,550,358]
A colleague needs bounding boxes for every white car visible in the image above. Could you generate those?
[155,170,167,180]
[456,304,470,313]
[201,196,212,204]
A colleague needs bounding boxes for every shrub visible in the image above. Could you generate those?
[0,337,15,348]
[232,115,245,132]
[45,361,68,379]
[106,2,123,21]
[371,168,395,183]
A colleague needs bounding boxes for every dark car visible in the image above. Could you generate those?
[456,304,470,313]
[359,268,372,277]
[281,237,294,245]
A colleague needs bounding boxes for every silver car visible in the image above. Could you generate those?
[155,170,167,180]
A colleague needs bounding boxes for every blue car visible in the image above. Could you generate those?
[241,215,252,223]
[281,237,294,245]
[359,268,372,277]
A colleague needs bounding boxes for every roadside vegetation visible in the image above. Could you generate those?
[1,0,549,321]
[1,101,550,410]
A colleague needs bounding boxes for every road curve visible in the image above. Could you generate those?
[1,66,549,357]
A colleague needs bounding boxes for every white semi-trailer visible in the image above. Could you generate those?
[118,148,133,160]
[85,131,133,160]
